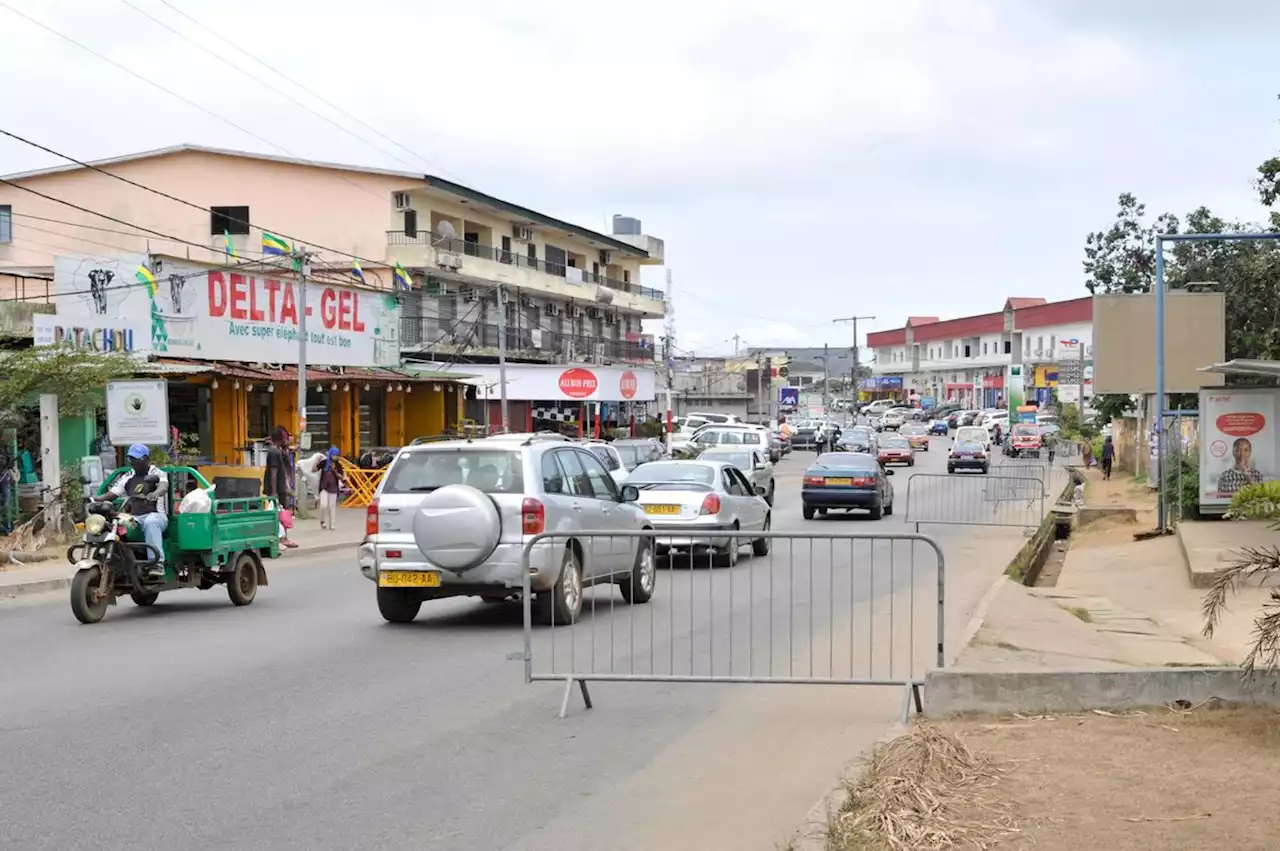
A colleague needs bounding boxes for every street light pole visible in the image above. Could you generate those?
[834,314,875,400]
[295,248,310,444]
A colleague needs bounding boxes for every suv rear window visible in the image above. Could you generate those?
[383,449,524,494]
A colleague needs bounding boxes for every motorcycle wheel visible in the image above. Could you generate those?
[130,590,159,607]
[71,566,109,624]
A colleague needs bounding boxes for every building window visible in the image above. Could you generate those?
[0,205,10,244]
[983,342,988,355]
[210,205,250,235]
[1025,337,1031,356]
[1049,335,1056,354]
[623,270,631,284]
[527,242,537,268]
[1037,335,1044,353]
[500,235,512,264]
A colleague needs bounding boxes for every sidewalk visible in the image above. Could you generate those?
[0,507,365,598]
[957,466,1271,670]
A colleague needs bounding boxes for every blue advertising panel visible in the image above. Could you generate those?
[920,396,936,409]
[779,387,800,407]
[876,376,903,390]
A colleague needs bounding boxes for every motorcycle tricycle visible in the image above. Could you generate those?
[69,466,280,624]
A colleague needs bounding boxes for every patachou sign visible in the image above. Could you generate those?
[52,253,401,367]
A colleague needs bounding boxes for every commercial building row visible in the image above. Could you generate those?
[0,144,666,462]
[866,296,1094,408]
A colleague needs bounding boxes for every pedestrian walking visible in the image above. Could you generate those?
[263,425,299,549]
[318,446,344,530]
[1081,438,1094,471]
[1101,435,1114,480]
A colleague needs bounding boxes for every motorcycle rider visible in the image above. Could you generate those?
[102,444,169,579]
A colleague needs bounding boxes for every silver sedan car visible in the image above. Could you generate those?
[626,459,771,566]
[698,446,775,505]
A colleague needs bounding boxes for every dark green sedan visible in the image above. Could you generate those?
[801,451,895,520]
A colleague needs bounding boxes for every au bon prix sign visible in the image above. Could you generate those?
[52,253,401,367]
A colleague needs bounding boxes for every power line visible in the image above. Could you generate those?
[155,0,462,182]
[116,0,425,176]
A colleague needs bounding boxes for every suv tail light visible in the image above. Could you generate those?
[522,497,545,535]
[365,499,379,536]
[699,493,721,515]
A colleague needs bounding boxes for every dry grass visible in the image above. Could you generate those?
[826,726,1018,851]
[827,704,1280,850]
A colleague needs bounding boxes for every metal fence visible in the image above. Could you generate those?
[519,530,944,721]
[904,470,1046,529]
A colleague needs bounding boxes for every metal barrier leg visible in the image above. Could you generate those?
[899,682,925,723]
[558,676,593,719]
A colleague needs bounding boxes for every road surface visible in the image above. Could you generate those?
[0,435,1035,851]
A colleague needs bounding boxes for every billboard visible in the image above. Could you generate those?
[1199,388,1277,509]
[52,254,401,367]
[1093,292,1225,394]
[779,387,800,407]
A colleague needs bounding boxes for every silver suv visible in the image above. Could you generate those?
[358,435,656,625]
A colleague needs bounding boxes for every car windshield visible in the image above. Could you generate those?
[628,462,716,488]
[383,449,524,494]
[901,425,926,435]
[706,451,752,470]
[956,428,986,441]
[881,438,909,449]
[815,453,876,470]
[954,441,985,453]
[1013,424,1039,436]
[849,428,873,441]
[613,444,645,466]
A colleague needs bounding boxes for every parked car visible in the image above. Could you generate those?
[688,425,771,457]
[862,399,896,417]
[899,422,931,451]
[801,451,895,520]
[876,435,915,467]
[625,459,771,567]
[583,441,631,484]
[948,440,990,474]
[611,438,666,471]
[700,447,775,505]
[360,435,656,625]
[958,410,982,426]
[880,410,907,431]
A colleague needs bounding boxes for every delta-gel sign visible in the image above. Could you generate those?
[51,253,401,367]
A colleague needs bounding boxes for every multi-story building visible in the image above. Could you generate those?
[0,144,665,438]
[866,296,1093,408]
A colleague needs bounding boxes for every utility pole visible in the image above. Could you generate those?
[496,284,510,434]
[296,248,310,444]
[732,334,740,357]
[834,314,875,401]
[822,342,831,416]
[1077,339,1086,414]
[663,269,675,451]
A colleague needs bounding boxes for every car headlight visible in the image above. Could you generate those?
[84,513,107,535]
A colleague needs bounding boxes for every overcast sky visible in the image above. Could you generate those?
[2,0,1279,358]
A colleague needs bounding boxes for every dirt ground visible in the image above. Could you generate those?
[932,705,1280,851]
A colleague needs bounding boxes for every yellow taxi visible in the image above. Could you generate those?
[899,423,931,452]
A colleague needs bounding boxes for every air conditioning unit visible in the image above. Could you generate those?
[393,192,411,210]
[437,253,462,270]
[513,225,534,241]
[544,302,560,316]
[585,307,599,320]
[599,250,612,265]
[460,286,478,303]
[520,295,536,309]
[571,307,585,319]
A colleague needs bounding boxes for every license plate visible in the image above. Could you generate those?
[826,478,853,486]
[644,504,681,515]
[378,570,441,588]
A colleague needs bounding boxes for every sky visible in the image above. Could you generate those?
[2,0,1280,358]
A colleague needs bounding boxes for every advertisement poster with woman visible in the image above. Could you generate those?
[1200,390,1276,508]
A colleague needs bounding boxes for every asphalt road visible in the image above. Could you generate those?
[0,434,1030,851]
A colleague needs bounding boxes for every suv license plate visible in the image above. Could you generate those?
[378,570,441,588]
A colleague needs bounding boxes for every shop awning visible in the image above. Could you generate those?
[149,358,470,384]
[1199,358,1280,378]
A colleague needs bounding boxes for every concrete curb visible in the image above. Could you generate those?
[925,666,1280,715]
[0,537,360,599]
[790,722,908,851]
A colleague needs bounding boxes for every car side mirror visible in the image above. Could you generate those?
[885,469,895,476]
[620,484,640,502]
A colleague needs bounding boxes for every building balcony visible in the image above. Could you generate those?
[387,232,665,317]
[400,317,655,365]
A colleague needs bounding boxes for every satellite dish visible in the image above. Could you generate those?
[434,220,456,243]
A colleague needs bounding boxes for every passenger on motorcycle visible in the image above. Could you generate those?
[101,444,169,579]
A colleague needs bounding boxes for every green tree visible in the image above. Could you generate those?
[0,345,139,428]
[1083,193,1180,295]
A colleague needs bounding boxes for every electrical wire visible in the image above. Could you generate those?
[154,0,463,182]
[0,1,398,208]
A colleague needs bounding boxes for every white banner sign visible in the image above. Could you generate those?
[107,379,170,446]
[1200,389,1278,508]
[423,363,657,402]
[53,254,401,367]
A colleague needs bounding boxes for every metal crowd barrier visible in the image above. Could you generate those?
[904,471,1046,529]
[519,530,945,721]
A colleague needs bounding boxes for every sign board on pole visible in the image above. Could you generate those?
[107,380,170,446]
[779,387,800,408]
[1199,388,1278,510]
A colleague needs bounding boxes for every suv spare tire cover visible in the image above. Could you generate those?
[411,484,501,571]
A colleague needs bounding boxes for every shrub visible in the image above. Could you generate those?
[1226,481,1280,520]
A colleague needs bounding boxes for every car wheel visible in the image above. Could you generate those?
[752,515,771,556]
[376,587,422,623]
[766,482,775,506]
[982,465,990,474]
[884,497,893,516]
[907,460,915,467]
[716,523,741,567]
[802,505,815,520]
[868,501,883,520]
[535,546,584,624]
[947,465,955,474]
[618,535,656,604]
